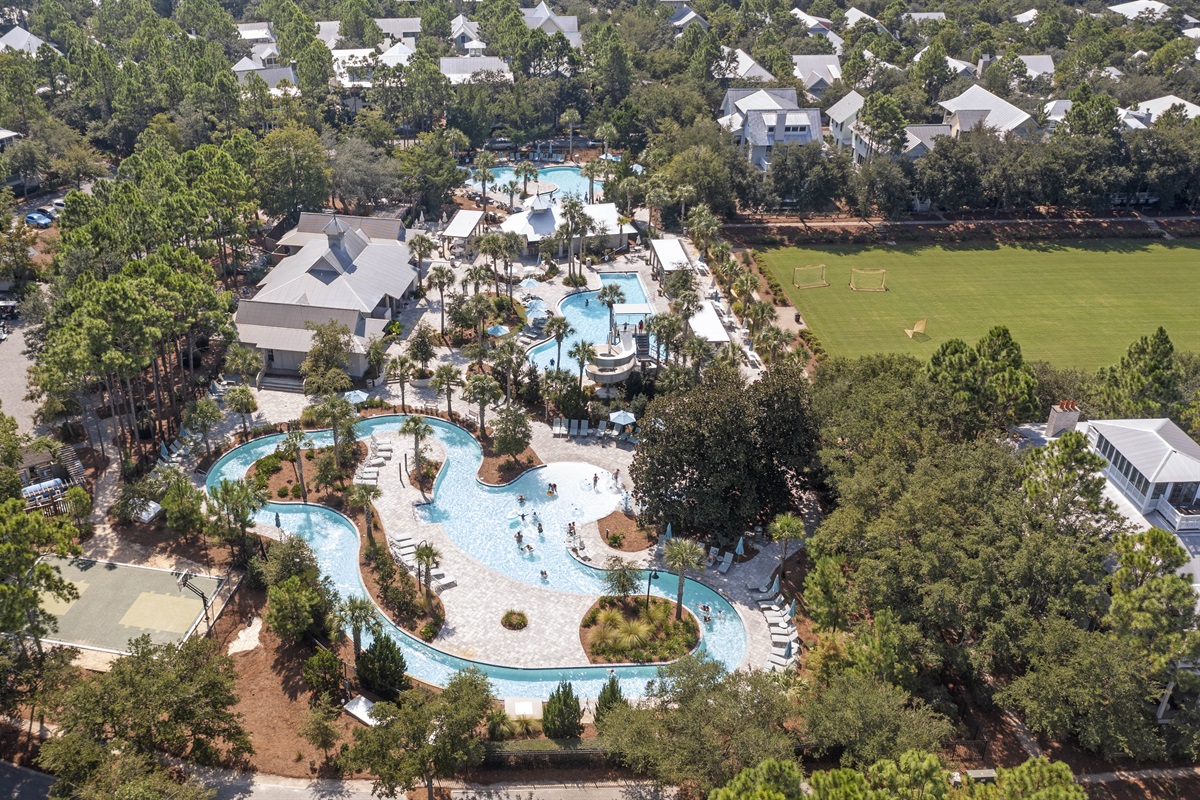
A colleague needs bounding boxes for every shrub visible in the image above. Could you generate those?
[299,406,322,428]
[302,649,344,704]
[355,635,409,700]
[290,483,304,499]
[606,530,625,548]
[502,610,528,630]
[487,709,515,741]
[382,581,416,619]
[596,675,626,721]
[277,485,290,498]
[542,680,583,739]
[418,623,439,642]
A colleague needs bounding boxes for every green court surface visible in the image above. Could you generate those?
[760,241,1200,371]
[39,556,223,654]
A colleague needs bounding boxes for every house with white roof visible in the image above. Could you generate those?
[1107,0,1170,20]
[669,6,708,35]
[826,90,864,148]
[844,7,883,30]
[1044,99,1073,133]
[1013,9,1039,25]
[236,214,414,379]
[440,56,512,84]
[442,209,486,256]
[714,46,775,81]
[1018,54,1055,81]
[791,54,841,97]
[0,26,62,56]
[500,197,636,254]
[521,2,582,48]
[1135,94,1200,122]
[939,85,1036,137]
[718,88,822,170]
[232,48,298,89]
[790,9,844,53]
[237,22,276,44]
[851,121,951,163]
[903,11,946,23]
[331,48,377,88]
[450,15,484,52]
[647,237,691,278]
[377,40,414,68]
[913,46,975,77]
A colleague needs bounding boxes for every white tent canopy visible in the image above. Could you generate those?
[688,300,731,344]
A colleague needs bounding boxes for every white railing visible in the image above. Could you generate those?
[1157,497,1200,531]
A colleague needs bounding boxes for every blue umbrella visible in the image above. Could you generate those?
[343,390,369,404]
[783,639,793,660]
[769,574,780,596]
[487,324,510,337]
[735,537,745,556]
[609,410,636,426]
[664,523,672,540]
[787,599,796,619]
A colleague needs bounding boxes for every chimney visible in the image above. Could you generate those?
[1045,400,1080,439]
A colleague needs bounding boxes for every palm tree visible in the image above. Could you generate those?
[714,341,748,370]
[315,393,357,471]
[671,289,701,328]
[594,121,618,156]
[226,384,258,441]
[559,108,581,160]
[463,372,502,432]
[277,428,312,502]
[386,354,414,411]
[675,184,697,227]
[475,150,496,222]
[224,343,262,386]
[568,340,596,388]
[755,325,795,363]
[663,538,705,620]
[489,337,524,401]
[543,316,574,371]
[336,596,381,660]
[415,543,442,602]
[514,161,538,197]
[616,175,640,215]
[647,313,683,363]
[467,262,494,296]
[646,185,672,230]
[768,512,806,581]
[733,273,759,306]
[183,397,223,455]
[685,204,719,260]
[431,364,462,419]
[464,291,493,343]
[346,482,384,547]
[745,300,775,338]
[596,283,626,343]
[399,414,433,494]
[427,265,455,334]
[475,235,504,293]
[709,241,733,278]
[502,179,520,209]
[681,336,711,378]
[500,231,524,301]
[555,197,593,280]
[581,159,606,204]
[409,234,436,289]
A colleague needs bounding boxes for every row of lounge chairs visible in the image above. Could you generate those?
[749,578,800,671]
[355,435,393,485]
[551,419,641,444]
[389,535,456,593]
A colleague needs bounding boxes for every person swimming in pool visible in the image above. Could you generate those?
[518,494,526,505]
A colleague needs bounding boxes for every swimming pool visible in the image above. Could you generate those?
[468,166,600,201]
[527,273,654,373]
[206,416,746,699]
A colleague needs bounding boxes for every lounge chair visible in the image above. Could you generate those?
[594,420,607,438]
[706,547,719,567]
[551,418,561,437]
[579,420,589,437]
[629,425,641,445]
[717,551,733,574]
[569,419,580,437]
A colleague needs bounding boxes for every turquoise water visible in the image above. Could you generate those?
[205,416,746,699]
[468,166,600,201]
[528,272,654,373]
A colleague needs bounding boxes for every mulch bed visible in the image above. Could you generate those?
[478,441,542,485]
[247,441,368,507]
[578,597,699,665]
[596,510,656,552]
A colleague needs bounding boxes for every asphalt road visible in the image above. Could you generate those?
[0,762,53,800]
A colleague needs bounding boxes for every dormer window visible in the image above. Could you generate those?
[766,125,775,133]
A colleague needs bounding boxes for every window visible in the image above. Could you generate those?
[766,125,775,134]
[1152,483,1167,500]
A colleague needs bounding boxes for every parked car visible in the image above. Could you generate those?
[24,212,52,229]
[36,205,58,220]
[52,199,66,210]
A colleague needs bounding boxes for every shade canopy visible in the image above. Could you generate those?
[609,410,637,426]
[735,537,745,556]
[343,390,369,404]
[487,324,511,336]
[664,523,673,540]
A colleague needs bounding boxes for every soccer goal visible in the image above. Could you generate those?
[849,268,887,292]
[792,263,829,289]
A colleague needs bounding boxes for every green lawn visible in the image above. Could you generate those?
[759,241,1200,371]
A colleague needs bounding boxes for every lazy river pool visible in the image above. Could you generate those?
[206,416,745,699]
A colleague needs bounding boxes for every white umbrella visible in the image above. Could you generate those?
[735,537,745,556]
[664,523,672,540]
[609,410,636,426]
[343,389,369,404]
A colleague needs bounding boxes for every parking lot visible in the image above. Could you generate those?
[0,313,38,433]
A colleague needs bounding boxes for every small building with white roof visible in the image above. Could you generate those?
[1107,0,1171,20]
[1134,94,1200,122]
[1018,54,1055,81]
[791,54,842,97]
[669,6,708,35]
[939,85,1036,137]
[647,238,691,279]
[500,200,636,254]
[442,209,486,256]
[1013,9,1039,25]
[827,90,865,148]
[688,300,731,345]
[521,1,582,48]
[714,46,775,81]
[440,56,512,84]
[0,26,62,56]
[913,46,976,78]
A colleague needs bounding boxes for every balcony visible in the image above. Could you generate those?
[1156,497,1200,532]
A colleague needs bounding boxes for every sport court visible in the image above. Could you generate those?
[40,556,224,653]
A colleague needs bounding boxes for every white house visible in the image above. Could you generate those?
[521,2,582,48]
[791,54,841,97]
[1013,9,1039,25]
[844,7,883,30]
[851,122,951,163]
[913,46,975,78]
[439,56,512,84]
[1135,94,1200,122]
[939,85,1036,137]
[1018,54,1055,81]
[1107,0,1171,20]
[236,22,275,45]
[236,215,415,380]
[669,6,708,35]
[0,26,62,56]
[826,90,864,148]
[714,47,775,81]
[790,9,844,53]
[718,89,821,170]
[450,15,484,52]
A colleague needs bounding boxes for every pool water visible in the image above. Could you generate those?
[205,416,746,699]
[527,273,654,373]
[468,166,600,201]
